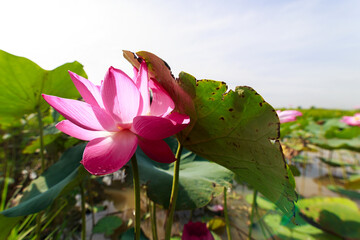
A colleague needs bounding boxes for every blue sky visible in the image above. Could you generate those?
[1,0,359,109]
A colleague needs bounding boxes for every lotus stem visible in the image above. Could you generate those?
[164,140,183,240]
[36,106,45,172]
[80,182,86,240]
[150,201,158,240]
[131,154,141,240]
[224,187,232,240]
[0,149,9,211]
[248,190,258,240]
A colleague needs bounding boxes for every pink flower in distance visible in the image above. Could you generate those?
[182,222,214,240]
[42,62,190,175]
[341,113,360,126]
[276,110,302,124]
[207,204,224,212]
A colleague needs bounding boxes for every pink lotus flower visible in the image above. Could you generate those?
[341,113,360,126]
[207,204,224,212]
[276,110,302,124]
[182,222,214,240]
[42,62,190,175]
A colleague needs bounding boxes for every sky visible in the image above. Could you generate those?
[1,0,359,109]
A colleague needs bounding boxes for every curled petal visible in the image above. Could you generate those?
[68,71,104,108]
[101,67,140,124]
[132,113,190,140]
[43,94,116,131]
[150,80,174,117]
[56,120,111,141]
[82,130,138,175]
[138,138,176,163]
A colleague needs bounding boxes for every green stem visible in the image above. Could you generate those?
[150,201,158,240]
[35,106,45,240]
[131,154,141,240]
[164,141,183,240]
[248,190,258,240]
[36,106,45,172]
[223,187,232,240]
[35,213,43,240]
[0,154,9,211]
[80,182,86,240]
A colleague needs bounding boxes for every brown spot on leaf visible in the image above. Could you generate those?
[228,108,234,112]
[259,102,263,107]
[212,92,216,95]
[209,97,215,101]
[219,117,225,121]
[216,87,220,90]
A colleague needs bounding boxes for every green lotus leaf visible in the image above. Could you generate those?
[318,157,356,168]
[297,197,360,239]
[92,216,122,235]
[0,144,86,217]
[306,119,360,151]
[126,51,297,218]
[263,213,340,240]
[0,50,87,124]
[134,138,234,210]
[327,185,360,199]
[309,137,360,152]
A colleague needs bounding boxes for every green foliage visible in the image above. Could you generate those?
[297,197,360,239]
[128,51,297,218]
[299,108,357,120]
[92,216,122,235]
[304,119,360,151]
[318,157,356,168]
[327,185,360,199]
[135,138,234,210]
[0,49,87,125]
[345,175,360,189]
[0,215,23,240]
[0,144,86,217]
[263,214,340,240]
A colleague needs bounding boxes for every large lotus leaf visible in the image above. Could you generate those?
[309,137,360,152]
[263,214,340,240]
[327,185,360,199]
[325,125,360,139]
[297,197,360,239]
[279,117,310,138]
[0,144,86,217]
[134,138,234,210]
[92,216,123,235]
[0,49,87,124]
[306,119,360,151]
[318,157,356,168]
[124,51,297,217]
